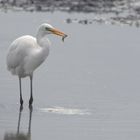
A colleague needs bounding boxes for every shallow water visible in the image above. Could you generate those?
[1,11,140,140]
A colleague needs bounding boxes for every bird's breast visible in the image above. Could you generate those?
[23,46,49,75]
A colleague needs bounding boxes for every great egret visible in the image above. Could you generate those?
[6,23,67,106]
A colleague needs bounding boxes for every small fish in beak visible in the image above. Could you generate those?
[50,28,68,42]
[62,34,68,42]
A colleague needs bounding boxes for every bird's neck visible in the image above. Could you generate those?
[36,33,50,62]
[36,32,51,49]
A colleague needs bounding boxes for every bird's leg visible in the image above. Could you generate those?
[19,77,23,106]
[29,74,33,106]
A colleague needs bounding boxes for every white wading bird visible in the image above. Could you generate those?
[6,23,67,106]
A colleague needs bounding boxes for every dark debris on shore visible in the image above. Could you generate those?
[0,0,137,13]
[1,0,140,27]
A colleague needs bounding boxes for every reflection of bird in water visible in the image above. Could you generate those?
[6,23,67,106]
[4,106,33,140]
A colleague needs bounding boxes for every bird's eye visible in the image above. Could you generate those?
[45,27,50,31]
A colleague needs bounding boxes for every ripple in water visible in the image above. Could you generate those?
[39,106,91,115]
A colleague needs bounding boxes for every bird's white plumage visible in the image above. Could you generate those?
[6,23,67,105]
[7,24,52,78]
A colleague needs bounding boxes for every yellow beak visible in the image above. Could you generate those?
[50,28,67,41]
[50,28,67,37]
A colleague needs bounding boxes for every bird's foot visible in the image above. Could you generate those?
[29,104,33,111]
[29,97,33,106]
[20,98,23,106]
[20,104,23,112]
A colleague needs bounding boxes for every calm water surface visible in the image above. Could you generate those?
[0,11,140,140]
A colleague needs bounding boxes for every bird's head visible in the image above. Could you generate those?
[38,23,67,41]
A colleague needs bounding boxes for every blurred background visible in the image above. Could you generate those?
[1,0,140,27]
[1,0,140,140]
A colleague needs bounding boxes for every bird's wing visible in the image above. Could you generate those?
[6,35,36,72]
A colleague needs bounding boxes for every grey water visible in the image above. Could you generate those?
[0,1,140,140]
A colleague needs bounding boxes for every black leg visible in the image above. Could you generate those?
[29,75,33,106]
[19,77,23,106]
